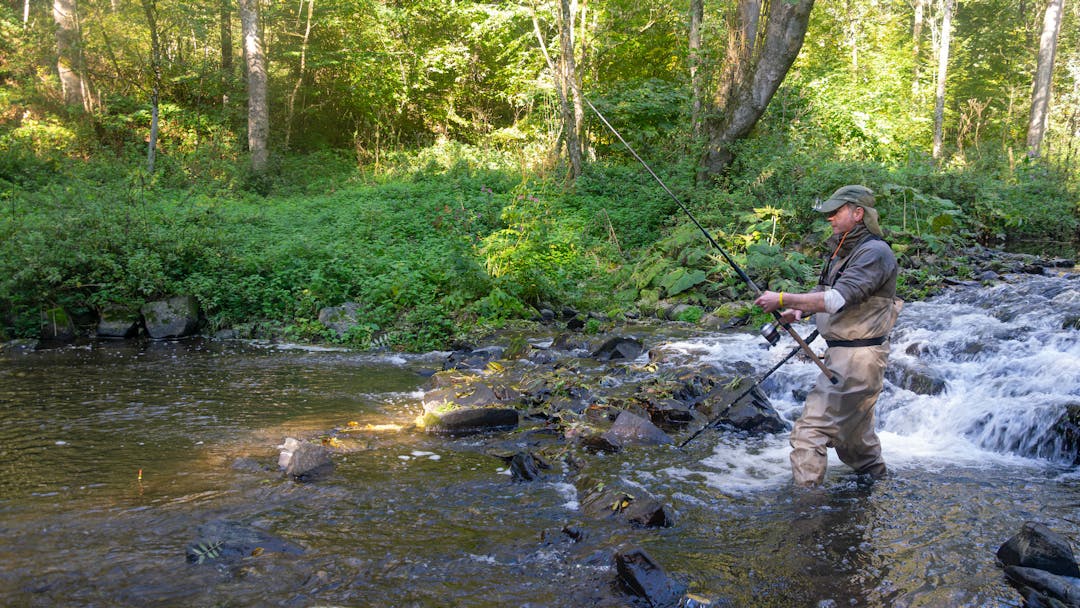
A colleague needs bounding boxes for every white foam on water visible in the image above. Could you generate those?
[659,276,1080,494]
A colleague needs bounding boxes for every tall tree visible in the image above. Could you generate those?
[140,0,163,173]
[1026,0,1065,156]
[689,0,704,138]
[932,0,955,160]
[285,0,314,150]
[220,0,233,108]
[558,0,583,178]
[239,0,268,173]
[700,0,815,177]
[912,0,926,96]
[53,0,89,110]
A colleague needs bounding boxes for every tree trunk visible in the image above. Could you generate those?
[912,0,926,96]
[1026,0,1064,157]
[24,0,30,23]
[285,0,314,151]
[53,0,87,110]
[689,0,704,138]
[559,0,582,178]
[700,0,815,177]
[932,0,955,160]
[221,0,233,108]
[141,0,163,173]
[239,0,269,173]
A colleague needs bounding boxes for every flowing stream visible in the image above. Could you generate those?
[2,272,1079,607]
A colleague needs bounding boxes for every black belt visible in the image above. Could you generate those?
[825,336,887,348]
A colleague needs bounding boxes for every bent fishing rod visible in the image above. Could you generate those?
[577,91,838,385]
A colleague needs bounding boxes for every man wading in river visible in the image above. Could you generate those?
[754,185,902,487]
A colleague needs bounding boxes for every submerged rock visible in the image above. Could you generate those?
[579,480,676,529]
[615,548,685,607]
[185,519,304,565]
[1003,566,1080,607]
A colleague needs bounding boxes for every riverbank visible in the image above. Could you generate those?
[2,146,1078,351]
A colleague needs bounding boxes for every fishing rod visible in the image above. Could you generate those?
[577,91,838,385]
[678,330,818,448]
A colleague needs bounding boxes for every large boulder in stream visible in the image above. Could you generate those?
[40,307,75,343]
[96,305,140,339]
[998,522,1080,577]
[141,295,200,340]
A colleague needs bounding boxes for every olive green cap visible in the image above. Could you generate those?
[813,185,882,236]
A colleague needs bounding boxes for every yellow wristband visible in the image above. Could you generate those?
[778,292,784,307]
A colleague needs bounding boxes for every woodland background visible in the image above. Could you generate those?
[0,0,1078,348]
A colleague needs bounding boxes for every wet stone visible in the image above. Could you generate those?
[615,548,685,608]
[998,522,1080,578]
[427,407,519,436]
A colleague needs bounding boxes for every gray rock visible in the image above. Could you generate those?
[428,407,519,436]
[998,522,1080,577]
[1004,566,1080,607]
[186,519,304,565]
[602,410,674,447]
[592,336,645,362]
[317,302,361,337]
[97,306,140,339]
[141,296,200,340]
[40,307,75,342]
[886,360,948,395]
[279,438,335,482]
[580,482,675,529]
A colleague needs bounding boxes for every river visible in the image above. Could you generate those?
[2,272,1078,607]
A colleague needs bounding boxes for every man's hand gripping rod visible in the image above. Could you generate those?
[579,93,838,385]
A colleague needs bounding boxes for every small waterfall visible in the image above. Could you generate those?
[665,272,1080,488]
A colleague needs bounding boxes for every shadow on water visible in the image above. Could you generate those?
[2,273,1080,606]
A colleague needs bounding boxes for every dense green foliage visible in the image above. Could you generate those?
[1,0,1078,348]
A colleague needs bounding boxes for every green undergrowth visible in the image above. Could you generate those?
[0,142,1076,350]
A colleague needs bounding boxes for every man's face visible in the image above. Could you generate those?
[826,203,864,234]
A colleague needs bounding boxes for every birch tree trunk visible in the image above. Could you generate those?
[689,0,704,138]
[912,0,925,96]
[700,0,815,177]
[141,0,163,173]
[221,0,233,108]
[932,0,955,160]
[1026,0,1064,157]
[239,0,269,173]
[285,0,314,150]
[54,0,87,110]
[559,0,582,178]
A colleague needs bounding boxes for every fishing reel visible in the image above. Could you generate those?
[760,322,781,347]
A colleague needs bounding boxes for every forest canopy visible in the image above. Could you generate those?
[1,0,1078,348]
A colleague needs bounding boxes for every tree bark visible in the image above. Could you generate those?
[912,0,926,96]
[239,0,269,173]
[558,0,582,178]
[700,0,815,177]
[141,0,163,173]
[221,0,233,108]
[1026,0,1064,157]
[53,0,87,110]
[285,0,314,150]
[689,0,704,138]
[24,0,31,23]
[932,0,955,160]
